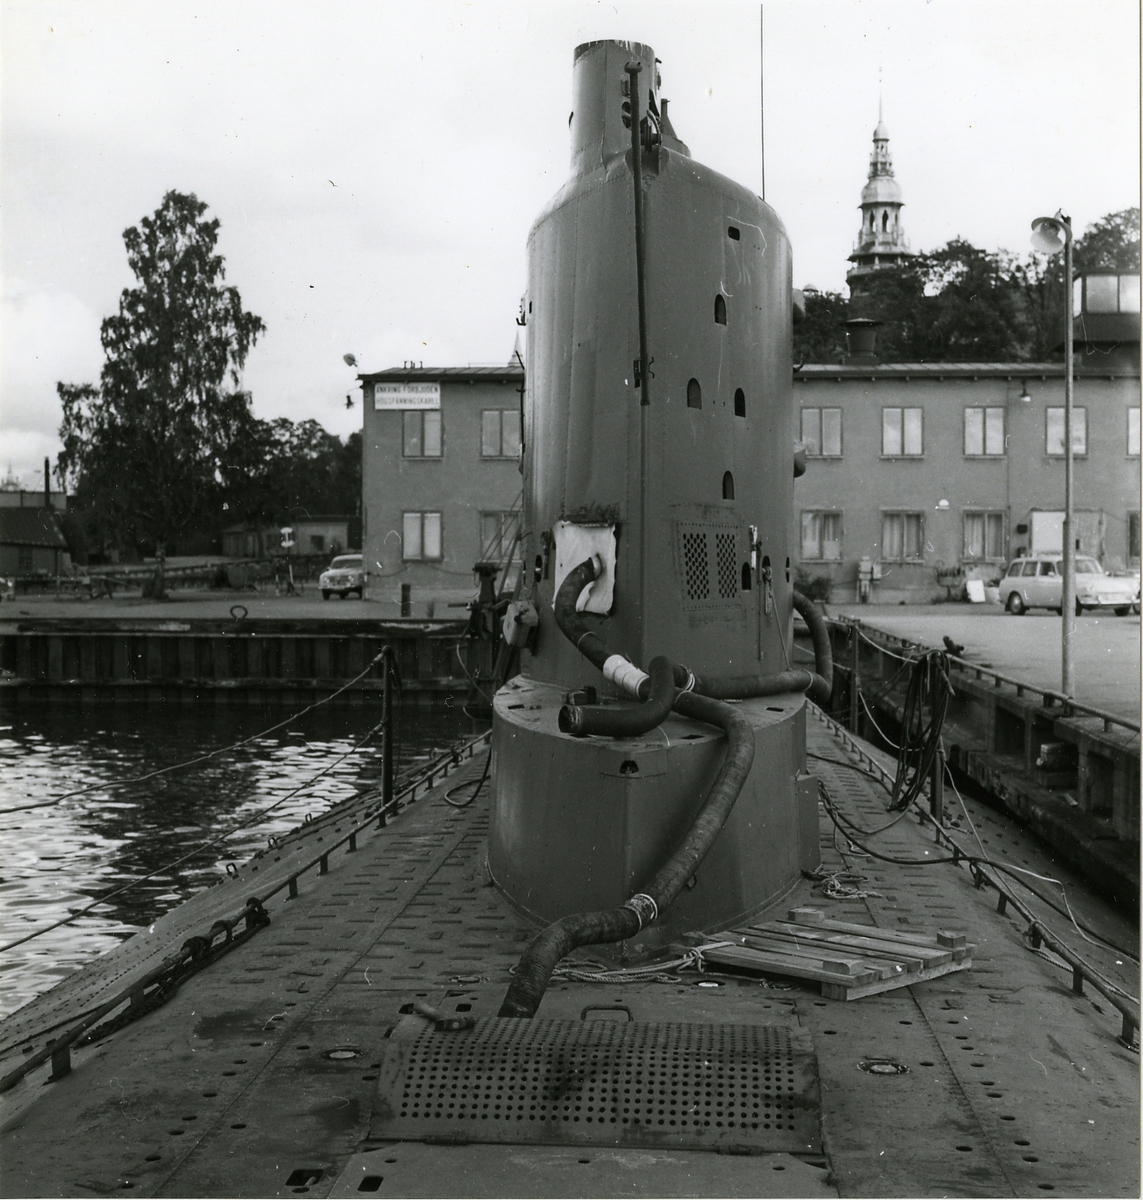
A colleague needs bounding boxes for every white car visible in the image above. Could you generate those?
[319,554,365,600]
[999,555,1139,616]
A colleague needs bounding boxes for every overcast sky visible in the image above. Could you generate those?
[2,0,1138,488]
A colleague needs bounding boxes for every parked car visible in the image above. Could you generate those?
[319,554,365,600]
[998,554,1139,615]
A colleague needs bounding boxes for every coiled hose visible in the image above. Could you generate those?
[495,558,832,1018]
[497,690,754,1018]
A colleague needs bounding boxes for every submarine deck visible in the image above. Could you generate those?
[0,712,1138,1198]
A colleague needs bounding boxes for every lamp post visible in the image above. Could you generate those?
[1030,211,1075,696]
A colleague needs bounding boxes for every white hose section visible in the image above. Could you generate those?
[602,654,650,698]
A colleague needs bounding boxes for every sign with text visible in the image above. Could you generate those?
[373,382,441,410]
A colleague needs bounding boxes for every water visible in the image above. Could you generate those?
[0,700,488,1019]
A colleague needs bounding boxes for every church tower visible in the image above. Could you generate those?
[846,102,911,293]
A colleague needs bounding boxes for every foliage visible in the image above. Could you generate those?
[797,208,1140,364]
[794,566,833,603]
[225,419,361,526]
[1075,207,1140,272]
[57,191,266,557]
[794,290,850,363]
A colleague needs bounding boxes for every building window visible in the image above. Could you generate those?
[402,511,442,561]
[17,546,32,572]
[1046,407,1087,456]
[800,512,842,561]
[881,511,924,561]
[801,407,842,457]
[482,409,522,458]
[310,534,325,553]
[1129,512,1140,563]
[963,512,1005,561]
[882,407,923,456]
[1129,407,1140,457]
[964,407,1005,456]
[480,511,522,564]
[403,410,442,457]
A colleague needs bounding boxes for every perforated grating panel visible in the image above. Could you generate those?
[715,531,739,598]
[371,1017,820,1152]
[681,532,709,600]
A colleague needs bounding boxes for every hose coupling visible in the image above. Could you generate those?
[602,654,650,698]
[557,704,588,737]
[622,893,659,930]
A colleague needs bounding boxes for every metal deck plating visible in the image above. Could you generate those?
[370,1015,819,1152]
[0,719,1137,1197]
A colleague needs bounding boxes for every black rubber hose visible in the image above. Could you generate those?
[497,689,754,1019]
[552,558,611,671]
[559,655,676,738]
[677,666,816,700]
[791,589,833,706]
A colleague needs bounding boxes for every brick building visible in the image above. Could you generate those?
[357,365,524,613]
[793,339,1140,604]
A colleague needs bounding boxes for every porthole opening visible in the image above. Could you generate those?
[727,226,741,240]
[687,378,702,409]
[734,388,745,417]
[741,562,752,590]
[722,471,735,500]
[714,294,727,325]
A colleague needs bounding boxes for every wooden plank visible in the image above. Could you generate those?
[732,930,929,975]
[821,956,973,1001]
[706,940,973,1001]
[758,924,956,966]
[723,931,909,979]
[702,944,882,989]
[47,636,64,680]
[787,911,968,950]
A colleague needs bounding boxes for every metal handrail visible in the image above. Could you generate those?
[810,703,1139,1048]
[0,730,493,1092]
[830,617,1140,737]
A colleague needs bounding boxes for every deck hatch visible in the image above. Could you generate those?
[370,1016,820,1152]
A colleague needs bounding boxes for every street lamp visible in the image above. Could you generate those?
[1030,211,1075,696]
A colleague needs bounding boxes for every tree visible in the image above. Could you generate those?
[797,210,1139,365]
[57,191,265,560]
[1075,207,1140,272]
[794,289,850,363]
[222,419,362,531]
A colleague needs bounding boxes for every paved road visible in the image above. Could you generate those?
[0,591,446,623]
[6,594,1138,722]
[829,603,1140,723]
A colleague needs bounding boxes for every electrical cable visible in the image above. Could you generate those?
[443,749,491,808]
[0,714,387,955]
[886,650,951,812]
[860,691,901,749]
[0,650,386,816]
[806,750,893,791]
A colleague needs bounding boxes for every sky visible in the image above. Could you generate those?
[2,0,1139,489]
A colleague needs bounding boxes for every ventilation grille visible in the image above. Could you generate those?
[715,532,739,598]
[372,1017,820,1153]
[675,524,741,610]
[681,532,710,600]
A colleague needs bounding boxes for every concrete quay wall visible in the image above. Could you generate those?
[0,615,472,704]
[821,619,1140,908]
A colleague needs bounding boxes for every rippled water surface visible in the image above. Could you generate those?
[0,701,487,1018]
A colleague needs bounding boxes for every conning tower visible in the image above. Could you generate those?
[489,41,824,967]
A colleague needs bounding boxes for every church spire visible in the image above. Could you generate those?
[846,102,911,294]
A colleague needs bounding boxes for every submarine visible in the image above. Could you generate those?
[0,39,1136,1200]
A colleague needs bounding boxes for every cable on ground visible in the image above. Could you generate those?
[443,749,492,808]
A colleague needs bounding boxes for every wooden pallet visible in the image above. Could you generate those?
[702,907,974,1000]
